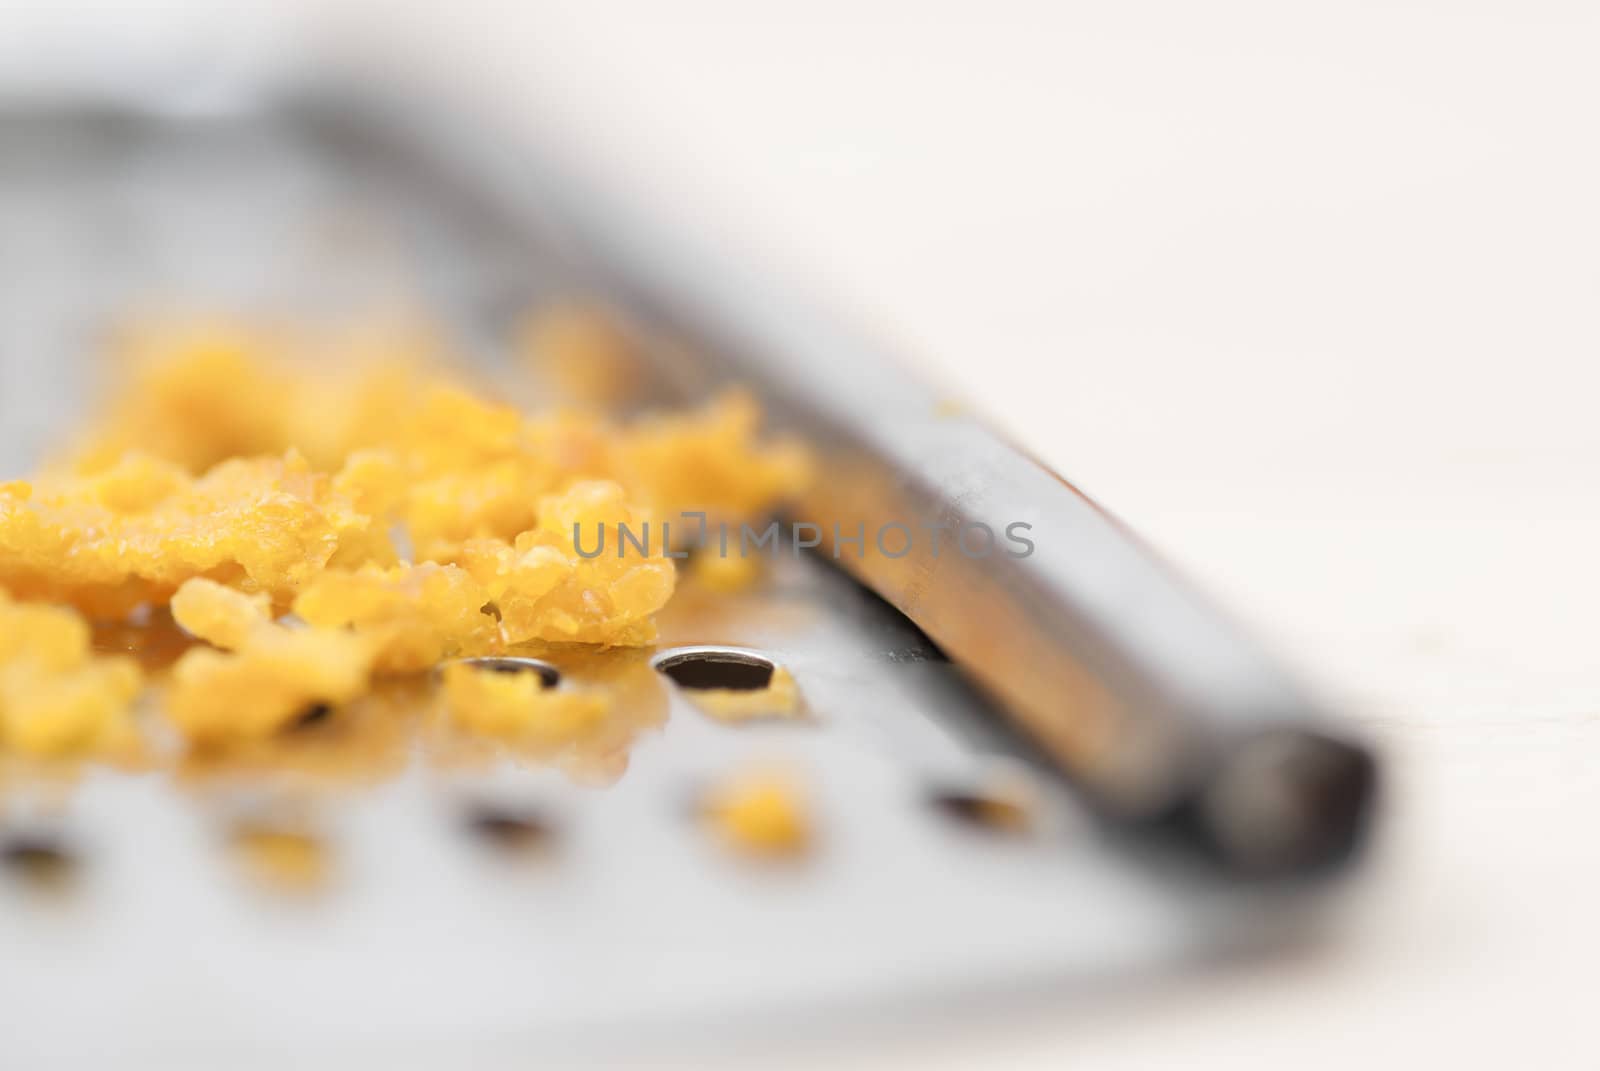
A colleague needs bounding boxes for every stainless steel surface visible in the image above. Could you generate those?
[317,84,1377,872]
[0,97,1320,1065]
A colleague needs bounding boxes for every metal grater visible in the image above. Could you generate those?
[0,76,1374,1067]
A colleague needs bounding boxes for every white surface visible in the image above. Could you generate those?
[9,2,1600,1066]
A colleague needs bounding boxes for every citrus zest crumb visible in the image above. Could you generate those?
[686,666,802,723]
[0,588,143,758]
[701,767,812,857]
[231,824,329,891]
[170,577,274,650]
[164,625,376,745]
[438,661,610,747]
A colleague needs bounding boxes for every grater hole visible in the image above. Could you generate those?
[929,789,1034,834]
[285,702,334,732]
[462,802,553,852]
[652,648,775,691]
[1,834,78,889]
[451,656,561,688]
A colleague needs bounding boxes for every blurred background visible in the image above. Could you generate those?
[2,1,1598,1067]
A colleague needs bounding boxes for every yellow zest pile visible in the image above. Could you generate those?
[0,315,809,759]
